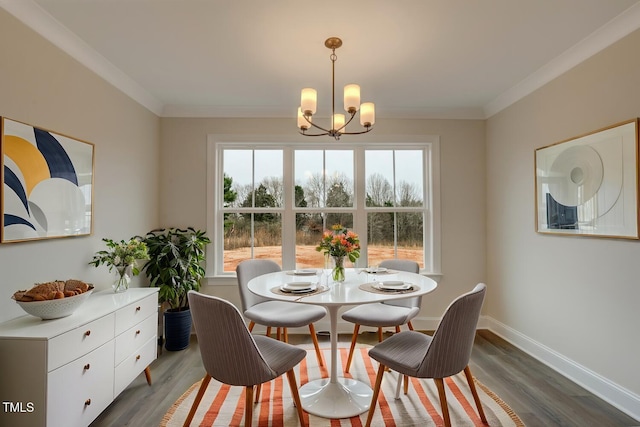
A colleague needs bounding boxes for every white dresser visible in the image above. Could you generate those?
[0,288,158,427]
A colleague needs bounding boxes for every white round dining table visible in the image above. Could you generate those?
[248,267,438,419]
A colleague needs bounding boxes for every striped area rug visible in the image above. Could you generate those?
[161,346,524,426]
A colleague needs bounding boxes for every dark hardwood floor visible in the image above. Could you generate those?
[90,330,639,426]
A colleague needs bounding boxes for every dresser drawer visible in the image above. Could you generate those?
[115,293,158,335]
[47,340,114,427]
[48,313,115,371]
[114,313,156,365]
[114,336,157,397]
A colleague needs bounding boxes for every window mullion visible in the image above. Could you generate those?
[354,146,366,267]
[282,147,295,269]
[250,151,255,259]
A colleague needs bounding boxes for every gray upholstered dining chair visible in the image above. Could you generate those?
[341,259,421,373]
[364,283,488,427]
[236,259,326,368]
[184,291,307,427]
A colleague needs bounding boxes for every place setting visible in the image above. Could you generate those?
[361,266,396,275]
[359,280,417,295]
[286,268,319,276]
[271,280,329,297]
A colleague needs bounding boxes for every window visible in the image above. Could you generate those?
[208,137,440,276]
[365,149,425,266]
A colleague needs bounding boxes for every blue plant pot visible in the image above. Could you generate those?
[164,309,192,351]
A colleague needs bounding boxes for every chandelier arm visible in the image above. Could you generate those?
[339,126,374,136]
[301,114,332,134]
[299,128,342,140]
[298,130,331,137]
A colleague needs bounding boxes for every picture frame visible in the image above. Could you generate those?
[1,117,94,243]
[535,118,639,239]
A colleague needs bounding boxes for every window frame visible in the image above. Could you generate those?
[207,135,441,277]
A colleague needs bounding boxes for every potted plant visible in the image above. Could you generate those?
[142,227,210,351]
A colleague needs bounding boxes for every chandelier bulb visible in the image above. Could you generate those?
[300,88,317,115]
[360,102,375,127]
[344,84,360,112]
[297,108,311,130]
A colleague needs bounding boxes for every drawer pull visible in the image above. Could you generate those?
[136,354,141,361]
[135,306,141,312]
[85,399,91,406]
[135,330,141,335]
[84,364,91,371]
[84,330,91,337]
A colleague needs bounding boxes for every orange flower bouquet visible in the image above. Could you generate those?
[316,224,360,282]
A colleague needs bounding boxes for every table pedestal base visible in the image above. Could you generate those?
[299,377,373,418]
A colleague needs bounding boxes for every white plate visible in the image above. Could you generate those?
[365,267,388,273]
[376,281,412,291]
[281,282,316,293]
[293,269,317,275]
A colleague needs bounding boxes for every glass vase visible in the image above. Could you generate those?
[113,265,132,293]
[332,256,346,283]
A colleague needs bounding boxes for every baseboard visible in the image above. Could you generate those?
[484,316,640,422]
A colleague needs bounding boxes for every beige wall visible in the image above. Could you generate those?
[0,10,160,323]
[487,28,640,414]
[159,117,487,326]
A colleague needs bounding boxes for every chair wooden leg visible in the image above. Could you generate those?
[277,327,282,340]
[407,320,414,331]
[248,321,256,332]
[283,327,289,343]
[286,370,307,426]
[183,375,211,427]
[308,323,324,367]
[395,325,401,334]
[464,365,488,424]
[377,327,383,342]
[434,378,451,427]
[144,366,152,385]
[404,375,409,395]
[244,386,254,427]
[344,324,360,373]
[365,364,386,427]
[254,384,261,403]
[266,326,272,338]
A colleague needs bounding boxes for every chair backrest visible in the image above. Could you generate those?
[417,283,486,378]
[379,259,421,309]
[236,259,281,311]
[187,290,278,386]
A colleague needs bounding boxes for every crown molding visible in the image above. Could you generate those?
[162,104,486,120]
[0,0,164,116]
[483,2,640,118]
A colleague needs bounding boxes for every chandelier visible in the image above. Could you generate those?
[297,37,375,140]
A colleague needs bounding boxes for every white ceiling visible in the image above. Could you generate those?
[3,0,640,119]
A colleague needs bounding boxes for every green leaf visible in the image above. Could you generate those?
[142,227,210,310]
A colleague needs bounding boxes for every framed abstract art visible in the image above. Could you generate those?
[1,117,94,243]
[535,118,639,239]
